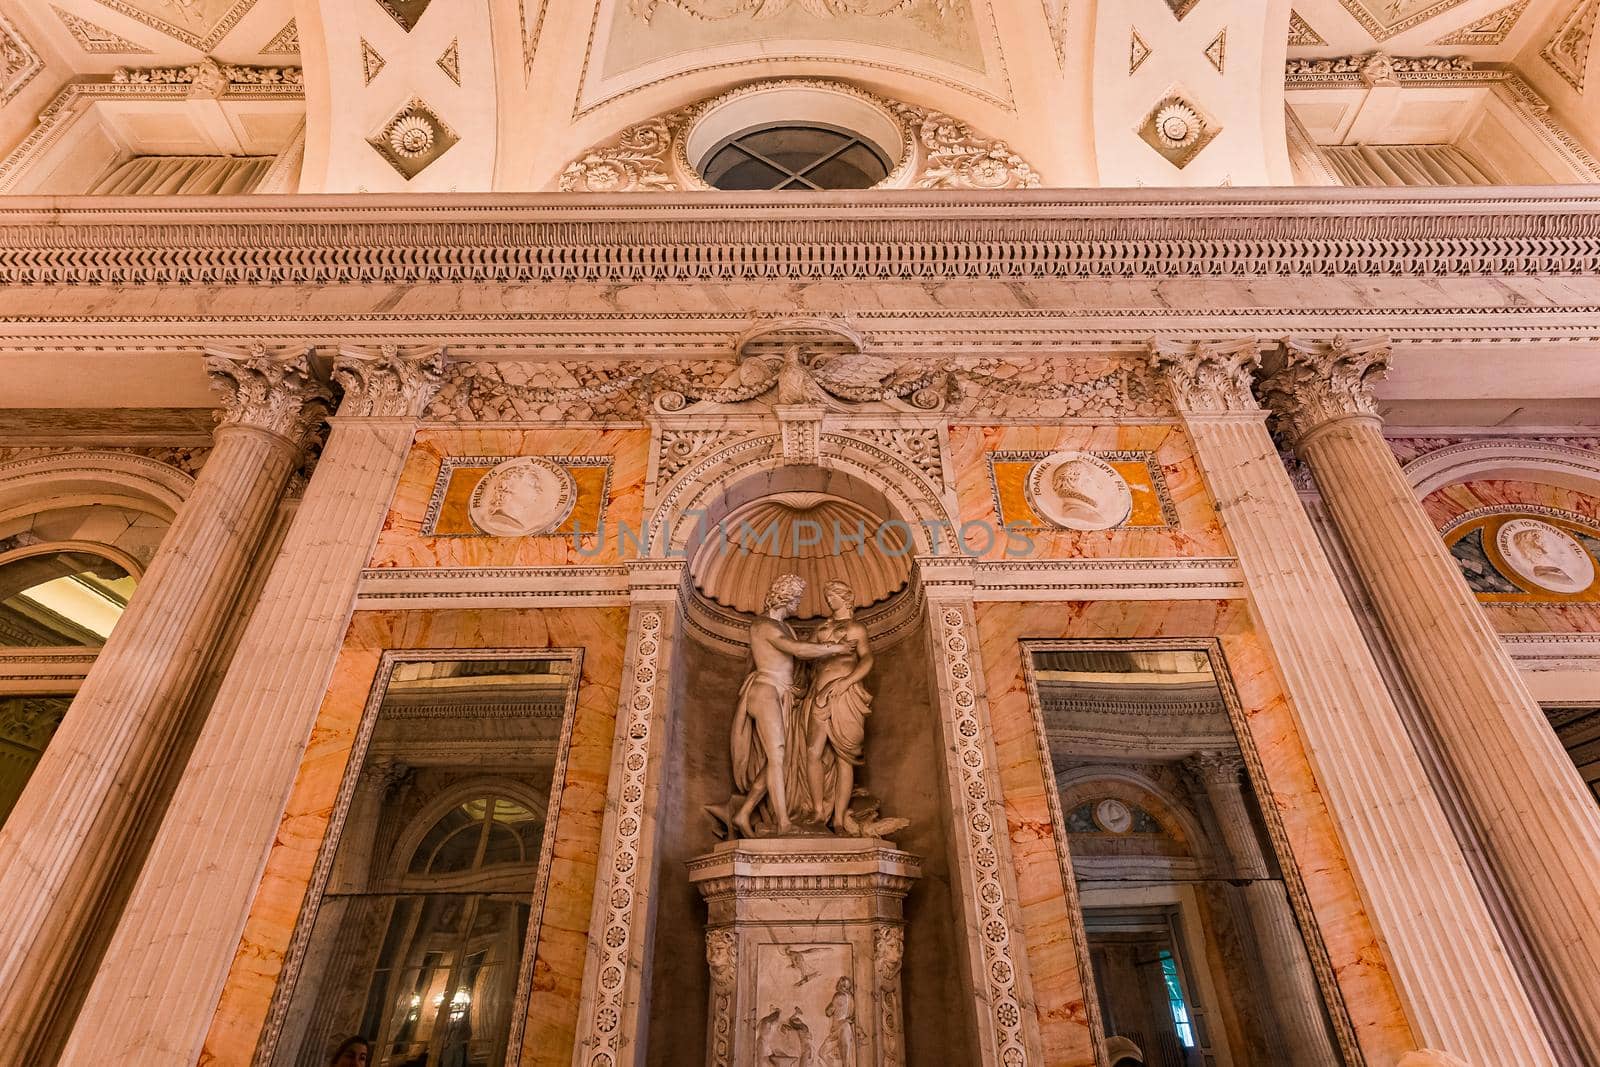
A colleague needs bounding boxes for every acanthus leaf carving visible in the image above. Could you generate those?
[893,103,1040,190]
[1259,336,1392,446]
[112,58,304,88]
[1149,338,1263,415]
[205,345,332,446]
[331,347,447,418]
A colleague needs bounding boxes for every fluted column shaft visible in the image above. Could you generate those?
[571,562,683,1067]
[1151,340,1555,1066]
[0,349,327,1064]
[1265,337,1600,1059]
[59,348,444,1066]
[1186,752,1337,1067]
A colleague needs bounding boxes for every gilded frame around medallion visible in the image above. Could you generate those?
[253,646,586,1067]
[1018,637,1365,1067]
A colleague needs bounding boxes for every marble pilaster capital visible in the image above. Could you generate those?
[1257,336,1391,447]
[1148,338,1264,416]
[205,345,333,446]
[331,346,448,419]
[1182,749,1246,786]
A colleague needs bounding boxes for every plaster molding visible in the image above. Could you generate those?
[5,192,1600,285]
[1258,336,1392,447]
[1400,438,1600,498]
[0,10,44,104]
[560,78,1037,193]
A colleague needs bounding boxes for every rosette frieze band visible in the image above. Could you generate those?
[1258,336,1392,446]
[205,345,332,445]
[1148,338,1263,415]
[331,346,448,418]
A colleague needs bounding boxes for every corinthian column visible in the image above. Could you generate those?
[0,347,328,1065]
[59,347,445,1067]
[1150,340,1554,1067]
[1260,336,1600,1059]
[1183,751,1337,1067]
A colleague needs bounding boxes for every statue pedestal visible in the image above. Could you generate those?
[689,837,922,1067]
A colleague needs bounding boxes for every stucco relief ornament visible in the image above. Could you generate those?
[559,116,683,192]
[895,104,1041,190]
[630,0,953,19]
[467,457,576,536]
[1027,451,1133,531]
[1497,519,1596,594]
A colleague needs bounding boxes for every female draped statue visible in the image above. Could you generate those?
[789,579,876,835]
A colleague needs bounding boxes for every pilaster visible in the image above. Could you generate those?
[1151,338,1556,1066]
[1261,335,1600,1060]
[571,560,685,1067]
[0,346,328,1066]
[57,347,444,1066]
[918,558,1046,1067]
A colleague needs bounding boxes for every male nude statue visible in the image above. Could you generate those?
[731,574,850,838]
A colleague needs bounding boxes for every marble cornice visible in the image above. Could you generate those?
[3,189,1600,287]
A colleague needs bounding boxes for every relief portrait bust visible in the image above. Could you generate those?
[1027,451,1133,531]
[467,457,576,537]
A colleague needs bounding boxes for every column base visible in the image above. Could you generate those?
[689,837,921,1067]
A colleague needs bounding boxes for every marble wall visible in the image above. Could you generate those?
[948,423,1227,560]
[975,598,1418,1066]
[373,427,650,570]
[201,606,630,1067]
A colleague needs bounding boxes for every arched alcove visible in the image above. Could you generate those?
[644,452,973,1065]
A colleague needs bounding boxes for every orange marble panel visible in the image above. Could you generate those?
[949,424,1227,560]
[975,599,1415,1067]
[201,606,630,1067]
[371,427,649,569]
[1425,479,1600,633]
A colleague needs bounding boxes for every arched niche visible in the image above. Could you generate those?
[0,450,193,528]
[654,434,949,653]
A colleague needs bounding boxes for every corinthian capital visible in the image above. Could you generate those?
[1183,749,1246,786]
[1258,336,1391,446]
[331,346,448,418]
[1148,339,1263,415]
[205,345,332,445]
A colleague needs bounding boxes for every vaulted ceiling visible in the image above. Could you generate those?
[0,0,1595,190]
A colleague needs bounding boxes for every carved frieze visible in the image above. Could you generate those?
[431,356,1164,422]
[112,58,305,89]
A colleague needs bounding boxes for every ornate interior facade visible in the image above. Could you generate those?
[1,2,1599,1066]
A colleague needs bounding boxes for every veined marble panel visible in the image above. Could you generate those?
[975,599,1416,1066]
[201,607,630,1067]
[371,428,649,570]
[950,424,1227,561]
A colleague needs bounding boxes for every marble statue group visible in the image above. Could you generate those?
[727,573,898,840]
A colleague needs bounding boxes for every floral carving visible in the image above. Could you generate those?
[855,428,941,482]
[560,115,683,192]
[707,927,737,1067]
[112,59,304,88]
[873,925,905,1067]
[331,347,446,418]
[205,345,332,445]
[559,82,1038,192]
[1259,336,1392,446]
[1149,339,1262,415]
[580,608,664,1067]
[894,104,1040,190]
[1542,0,1599,92]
